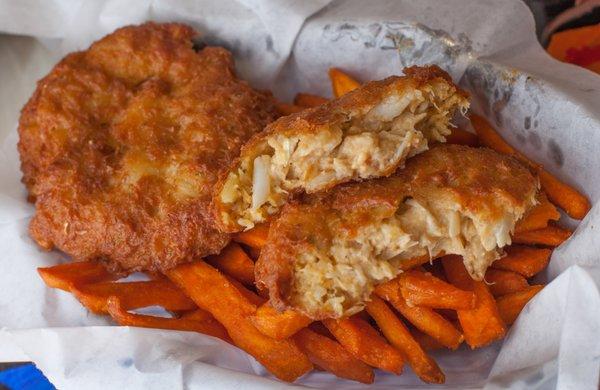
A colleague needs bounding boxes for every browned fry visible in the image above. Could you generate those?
[471,113,590,220]
[398,269,476,310]
[323,316,404,374]
[409,327,445,351]
[38,261,117,292]
[445,127,479,146]
[366,295,445,384]
[275,102,304,116]
[442,255,506,348]
[512,225,572,247]
[515,195,560,233]
[107,297,230,342]
[251,303,312,339]
[233,223,270,249]
[496,285,544,325]
[485,269,529,297]
[375,279,464,350]
[206,242,255,286]
[71,280,196,314]
[294,93,328,108]
[492,246,552,277]
[294,328,374,384]
[167,260,313,382]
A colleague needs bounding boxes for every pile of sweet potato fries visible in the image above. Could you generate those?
[38,69,589,384]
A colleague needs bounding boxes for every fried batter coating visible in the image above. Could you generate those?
[214,65,469,232]
[18,23,277,273]
[255,145,539,319]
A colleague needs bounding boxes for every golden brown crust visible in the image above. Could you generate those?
[18,22,277,273]
[213,65,468,232]
[255,145,538,318]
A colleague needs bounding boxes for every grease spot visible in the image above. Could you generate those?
[515,133,526,144]
[528,132,542,149]
[534,119,539,128]
[118,357,134,368]
[524,116,531,130]
[339,23,357,31]
[524,369,544,385]
[548,139,564,166]
[265,36,274,53]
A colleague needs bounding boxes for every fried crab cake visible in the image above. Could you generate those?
[18,23,277,272]
[214,65,469,232]
[255,145,539,319]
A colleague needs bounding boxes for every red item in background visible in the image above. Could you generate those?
[547,24,600,73]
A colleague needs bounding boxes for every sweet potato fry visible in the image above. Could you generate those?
[323,316,404,374]
[233,223,270,249]
[251,303,312,339]
[275,101,303,116]
[485,269,529,297]
[329,68,361,97]
[496,285,544,325]
[71,280,196,314]
[107,297,230,342]
[445,127,479,146]
[294,328,374,384]
[514,195,560,233]
[398,254,433,271]
[442,255,506,348]
[410,328,444,351]
[375,279,464,350]
[294,93,328,108]
[206,243,255,286]
[398,269,476,310]
[38,261,118,292]
[471,113,590,219]
[166,261,313,382]
[366,296,444,384]
[492,246,552,278]
[512,225,572,247]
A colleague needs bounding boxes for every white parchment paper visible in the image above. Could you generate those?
[1,0,599,389]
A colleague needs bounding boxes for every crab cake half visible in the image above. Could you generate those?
[255,145,539,319]
[214,65,469,232]
[18,23,277,273]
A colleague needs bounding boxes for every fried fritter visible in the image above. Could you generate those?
[214,65,469,232]
[255,145,539,319]
[18,23,277,273]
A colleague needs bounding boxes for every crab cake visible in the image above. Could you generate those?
[255,145,539,319]
[18,23,277,273]
[214,65,469,232]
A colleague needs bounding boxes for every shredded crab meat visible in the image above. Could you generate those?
[219,80,469,230]
[290,196,535,318]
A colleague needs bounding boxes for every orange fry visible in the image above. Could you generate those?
[492,246,552,278]
[471,113,590,219]
[496,285,544,325]
[294,328,374,384]
[167,261,312,382]
[485,269,529,297]
[251,303,312,339]
[71,280,196,314]
[398,269,476,310]
[410,328,444,351]
[294,93,328,108]
[275,102,303,116]
[329,68,361,98]
[38,261,118,292]
[366,296,444,384]
[513,225,572,247]
[206,243,255,286]
[107,297,230,342]
[233,223,270,249]
[445,127,479,147]
[375,279,464,350]
[442,255,506,348]
[514,195,560,233]
[323,316,404,374]
[399,254,434,271]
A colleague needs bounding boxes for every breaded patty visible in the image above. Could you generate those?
[255,145,539,319]
[18,23,277,273]
[214,66,469,232]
